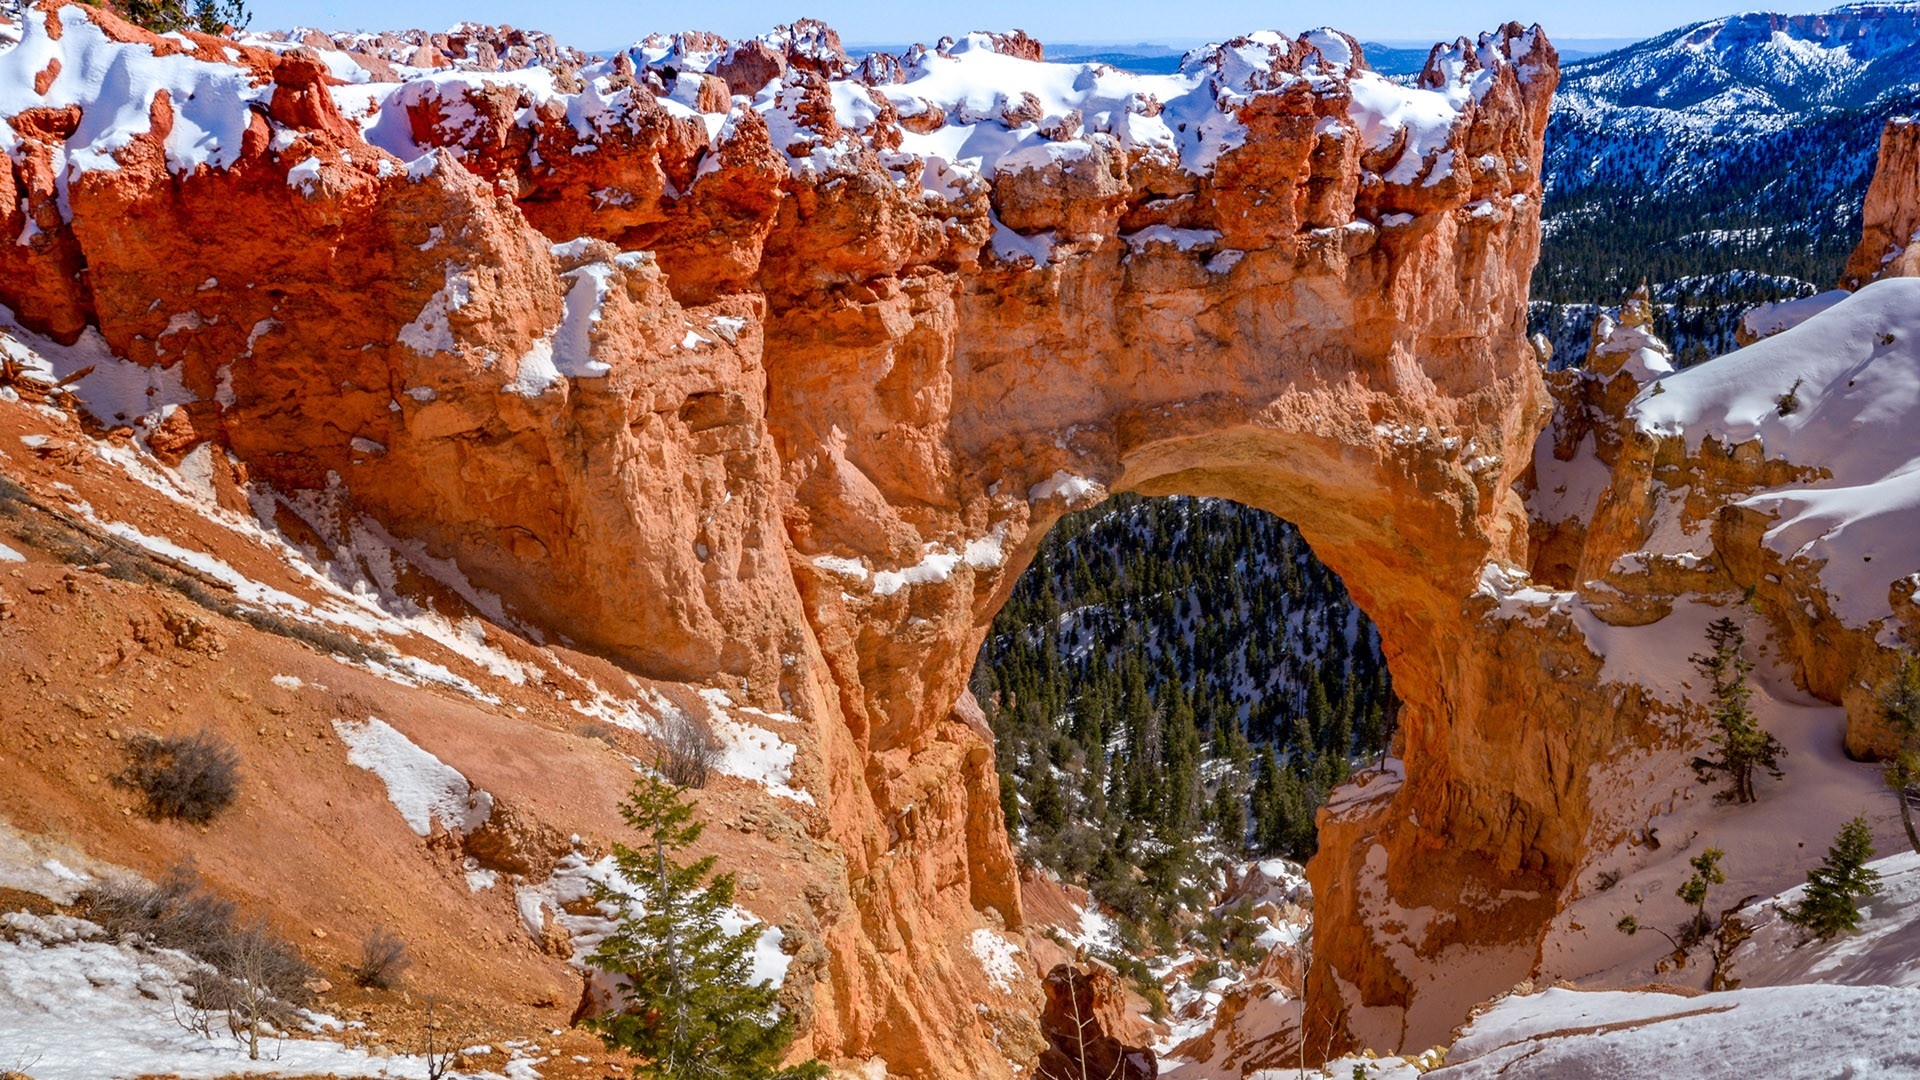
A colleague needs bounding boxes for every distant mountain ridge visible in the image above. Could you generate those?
[1562,3,1920,115]
[1534,2,1920,364]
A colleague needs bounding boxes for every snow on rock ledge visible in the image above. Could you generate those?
[1632,277,1920,628]
[0,2,1557,295]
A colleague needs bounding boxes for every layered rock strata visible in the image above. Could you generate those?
[0,2,1567,1068]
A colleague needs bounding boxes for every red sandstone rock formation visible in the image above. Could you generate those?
[1036,963,1156,1080]
[1842,118,1920,289]
[253,22,589,75]
[0,2,1564,1071]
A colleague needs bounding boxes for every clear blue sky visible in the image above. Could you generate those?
[245,0,1757,52]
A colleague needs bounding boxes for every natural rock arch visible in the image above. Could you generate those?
[0,4,1591,1070]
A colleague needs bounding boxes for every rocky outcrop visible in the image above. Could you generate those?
[1842,117,1920,289]
[1472,115,1920,1064]
[0,3,1566,1071]
[252,22,589,76]
[1037,963,1157,1080]
[1531,118,1920,761]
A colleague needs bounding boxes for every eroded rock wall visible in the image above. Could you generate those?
[1842,117,1920,289]
[1,3,1567,1070]
[1499,128,1920,1036]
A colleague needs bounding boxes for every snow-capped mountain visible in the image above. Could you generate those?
[1534,2,1920,361]
[1548,2,1920,198]
[1566,3,1920,115]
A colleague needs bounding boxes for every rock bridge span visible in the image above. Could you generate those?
[0,3,1581,1068]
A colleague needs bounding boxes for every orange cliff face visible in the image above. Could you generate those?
[0,2,1564,1071]
[1842,117,1920,290]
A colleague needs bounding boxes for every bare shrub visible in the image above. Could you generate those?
[188,919,317,1059]
[117,729,241,823]
[654,707,721,789]
[419,1000,471,1080]
[80,864,237,954]
[80,865,314,1058]
[1775,377,1806,417]
[350,926,412,989]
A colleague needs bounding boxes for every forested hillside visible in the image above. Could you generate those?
[1532,102,1893,364]
[971,495,1393,946]
[1532,5,1920,364]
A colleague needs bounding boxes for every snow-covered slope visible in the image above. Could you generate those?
[0,907,438,1080]
[1435,983,1920,1077]
[1518,279,1920,988]
[1436,851,1920,1077]
[1565,4,1920,115]
[1633,276,1920,629]
[1731,851,1920,990]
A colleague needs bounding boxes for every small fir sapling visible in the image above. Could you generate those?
[1688,618,1785,804]
[1786,816,1882,941]
[1879,656,1920,855]
[585,774,826,1080]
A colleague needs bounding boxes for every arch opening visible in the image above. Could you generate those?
[969,491,1402,1043]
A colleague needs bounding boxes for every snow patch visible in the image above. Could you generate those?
[1740,289,1849,342]
[870,529,1007,597]
[968,928,1023,993]
[0,911,437,1079]
[286,155,323,194]
[1029,469,1100,506]
[332,717,493,837]
[1444,984,1920,1078]
[396,267,472,356]
[697,689,814,804]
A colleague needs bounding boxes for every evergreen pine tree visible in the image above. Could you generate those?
[1273,768,1315,860]
[1251,749,1280,851]
[997,769,1020,835]
[1212,784,1247,850]
[1028,768,1068,835]
[1674,847,1725,944]
[1887,749,1920,857]
[1329,694,1354,759]
[1161,688,1201,833]
[1289,710,1315,766]
[1357,702,1385,763]
[1106,745,1129,819]
[1786,815,1883,940]
[1688,617,1785,803]
[1880,656,1920,855]
[94,0,251,33]
[587,776,826,1080]
[1305,669,1333,747]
